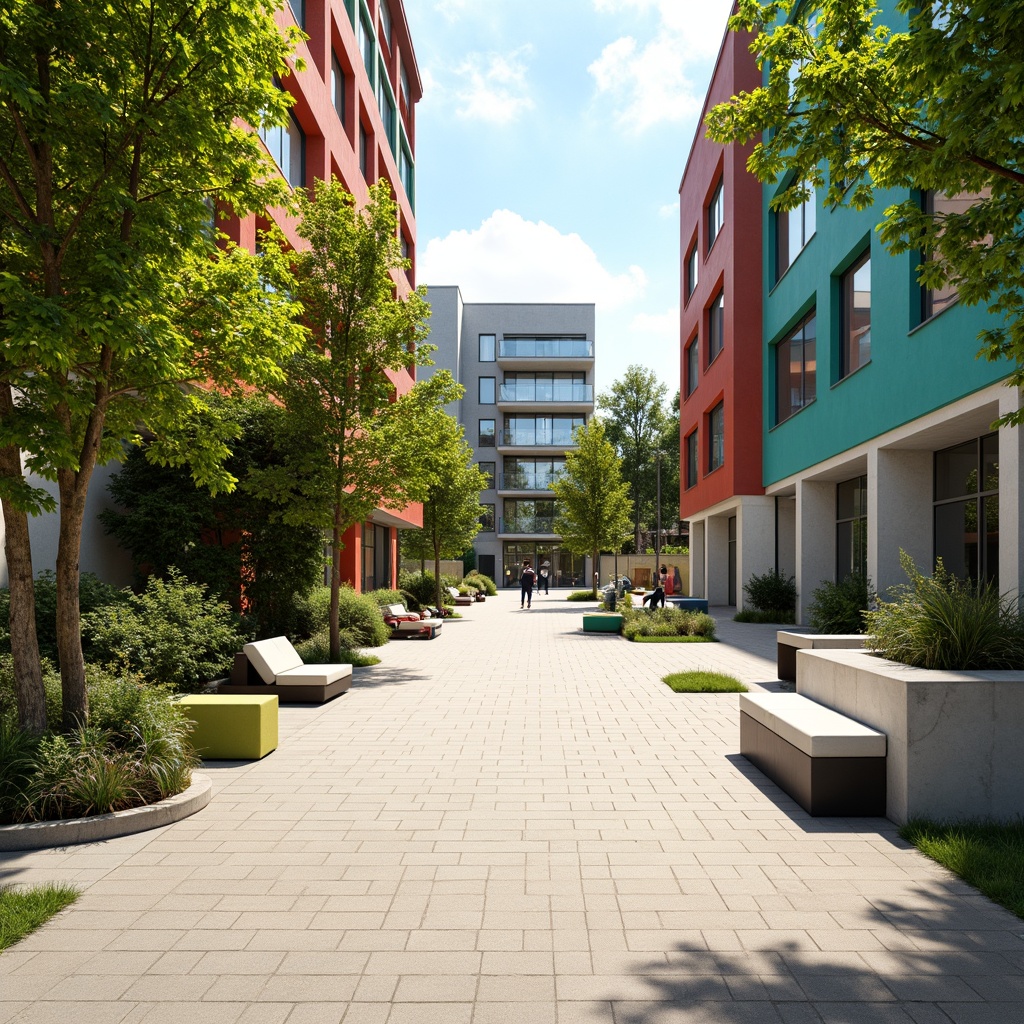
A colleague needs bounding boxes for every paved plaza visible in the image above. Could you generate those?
[2,590,1023,1023]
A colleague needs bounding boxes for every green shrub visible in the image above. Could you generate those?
[808,572,871,634]
[865,552,1024,670]
[368,588,405,607]
[292,630,381,667]
[463,571,497,596]
[84,569,249,690]
[734,608,796,624]
[399,570,459,608]
[622,607,717,641]
[743,569,796,617]
[0,656,63,732]
[294,586,391,649]
[566,590,599,602]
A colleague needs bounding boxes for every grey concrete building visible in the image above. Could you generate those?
[423,287,596,590]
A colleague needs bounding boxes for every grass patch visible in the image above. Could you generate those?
[566,590,600,602]
[900,819,1024,920]
[346,650,381,667]
[733,608,796,624]
[662,671,747,693]
[635,635,718,644]
[0,883,80,951]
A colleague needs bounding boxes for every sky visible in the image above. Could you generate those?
[404,0,735,400]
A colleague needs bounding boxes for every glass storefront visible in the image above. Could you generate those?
[502,544,585,589]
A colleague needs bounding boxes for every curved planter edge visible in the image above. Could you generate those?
[0,773,213,852]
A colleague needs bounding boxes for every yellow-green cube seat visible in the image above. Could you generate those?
[177,694,278,760]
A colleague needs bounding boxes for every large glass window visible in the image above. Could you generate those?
[685,336,699,397]
[708,291,724,363]
[840,251,871,378]
[708,403,724,473]
[478,462,495,489]
[378,74,396,149]
[358,8,375,84]
[500,373,589,402]
[259,109,305,188]
[398,142,414,205]
[503,416,585,446]
[685,242,698,300]
[479,504,495,532]
[934,434,999,585]
[359,124,368,178]
[707,179,724,250]
[503,499,556,534]
[479,419,495,447]
[501,457,565,490]
[331,53,346,124]
[775,311,817,424]
[479,377,495,404]
[479,334,495,362]
[379,0,392,46]
[920,190,988,320]
[775,183,816,281]
[836,475,868,580]
[685,431,698,489]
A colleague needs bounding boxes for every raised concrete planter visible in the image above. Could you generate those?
[797,649,1024,825]
[582,613,623,634]
[777,631,866,682]
[0,773,212,852]
[666,597,709,613]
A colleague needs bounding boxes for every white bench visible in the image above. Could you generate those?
[384,604,443,639]
[447,586,473,607]
[222,636,352,704]
[776,631,866,682]
[740,693,886,816]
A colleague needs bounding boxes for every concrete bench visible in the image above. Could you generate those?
[221,636,352,704]
[776,631,866,682]
[740,692,886,816]
[177,694,278,761]
[447,586,473,607]
[384,604,443,640]
[665,596,709,613]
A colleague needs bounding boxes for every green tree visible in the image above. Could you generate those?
[657,391,682,536]
[598,365,668,550]
[254,179,459,662]
[551,419,633,598]
[400,416,488,610]
[706,0,1024,423]
[0,0,304,732]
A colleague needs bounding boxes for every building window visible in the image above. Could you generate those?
[775,311,816,424]
[501,457,565,490]
[479,419,496,447]
[378,74,396,149]
[359,124,368,178]
[685,336,699,397]
[259,109,305,188]
[379,0,392,46]
[708,402,724,473]
[398,141,414,206]
[934,434,999,585]
[400,64,410,112]
[500,372,588,402]
[685,242,698,300]
[290,0,305,27]
[836,475,868,581]
[479,377,496,404]
[358,8,375,85]
[503,498,556,534]
[503,415,585,447]
[840,250,871,378]
[921,190,970,321]
[479,333,495,362]
[708,291,724,363]
[775,183,816,281]
[478,462,495,489]
[331,53,346,125]
[707,179,724,251]
[685,431,698,489]
[479,503,495,532]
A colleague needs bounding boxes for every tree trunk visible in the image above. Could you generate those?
[329,520,342,663]
[433,538,442,613]
[55,469,90,729]
[592,547,599,598]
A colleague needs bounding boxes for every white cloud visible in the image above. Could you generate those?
[433,0,471,22]
[629,306,679,340]
[588,0,733,132]
[420,210,647,311]
[659,200,680,219]
[447,47,535,124]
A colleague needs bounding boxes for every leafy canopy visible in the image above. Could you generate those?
[706,0,1024,423]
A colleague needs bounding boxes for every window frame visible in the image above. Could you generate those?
[707,179,724,252]
[685,334,699,398]
[707,290,725,364]
[478,418,496,447]
[479,334,496,362]
[685,240,698,301]
[685,430,699,489]
[839,249,872,380]
[479,377,496,405]
[774,310,817,425]
[331,52,346,125]
[774,182,816,282]
[707,403,725,474]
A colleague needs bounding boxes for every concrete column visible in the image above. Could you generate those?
[706,515,731,605]
[870,448,933,595]
[736,496,777,612]
[689,518,706,598]
[776,495,797,580]
[795,479,834,624]
[999,391,1024,599]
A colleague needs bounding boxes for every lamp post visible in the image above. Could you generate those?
[655,450,664,575]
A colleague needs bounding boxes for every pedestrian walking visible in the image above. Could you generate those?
[520,560,536,608]
[538,561,550,595]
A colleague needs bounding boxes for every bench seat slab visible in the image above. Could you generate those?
[740,712,886,816]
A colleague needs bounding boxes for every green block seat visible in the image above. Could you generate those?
[582,613,624,633]
[177,694,278,760]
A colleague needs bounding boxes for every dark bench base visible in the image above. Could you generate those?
[666,597,709,613]
[777,641,798,682]
[740,712,886,816]
[222,654,351,704]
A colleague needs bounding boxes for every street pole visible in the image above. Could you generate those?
[655,450,663,573]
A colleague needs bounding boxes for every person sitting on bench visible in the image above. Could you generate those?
[642,566,667,609]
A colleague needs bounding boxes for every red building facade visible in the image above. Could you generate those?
[677,21,769,608]
[225,0,423,592]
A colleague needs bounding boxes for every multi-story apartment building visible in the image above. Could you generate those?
[679,1,1024,619]
[423,288,597,589]
[677,22,767,609]
[15,0,423,593]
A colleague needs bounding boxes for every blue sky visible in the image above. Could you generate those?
[404,0,734,398]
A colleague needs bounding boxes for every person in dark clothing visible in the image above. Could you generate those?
[643,565,667,610]
[537,562,550,595]
[520,561,536,608]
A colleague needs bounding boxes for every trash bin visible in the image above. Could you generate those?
[604,590,617,611]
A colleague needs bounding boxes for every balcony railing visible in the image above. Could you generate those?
[499,430,579,447]
[498,473,561,491]
[498,383,593,403]
[498,338,594,359]
[499,517,558,534]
